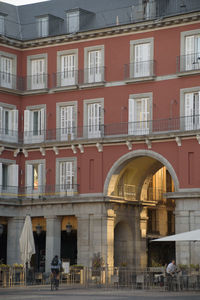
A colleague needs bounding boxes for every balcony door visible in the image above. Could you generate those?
[1,56,12,89]
[60,106,75,140]
[185,92,200,130]
[129,97,150,135]
[61,54,75,86]
[88,50,102,83]
[31,59,45,89]
[185,35,200,71]
[88,103,102,138]
[134,43,150,77]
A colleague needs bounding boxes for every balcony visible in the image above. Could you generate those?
[0,184,79,200]
[0,128,18,144]
[79,66,105,87]
[23,74,49,92]
[177,53,200,75]
[18,115,200,146]
[124,60,156,82]
[0,72,23,92]
[52,70,79,90]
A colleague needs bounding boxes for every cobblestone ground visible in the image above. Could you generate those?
[1,286,200,300]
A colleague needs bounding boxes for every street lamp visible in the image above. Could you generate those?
[36,224,42,235]
[66,222,72,234]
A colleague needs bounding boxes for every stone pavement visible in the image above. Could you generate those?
[0,286,200,300]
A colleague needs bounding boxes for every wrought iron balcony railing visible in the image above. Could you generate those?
[52,70,79,88]
[0,72,24,91]
[124,60,156,80]
[0,184,79,200]
[177,53,200,73]
[79,66,105,85]
[1,115,200,145]
[23,74,49,90]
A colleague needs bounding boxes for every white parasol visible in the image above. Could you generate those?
[19,215,36,266]
[152,229,200,242]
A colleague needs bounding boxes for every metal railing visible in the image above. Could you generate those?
[177,53,200,73]
[23,74,49,90]
[52,70,79,88]
[0,72,24,91]
[0,184,79,200]
[124,60,156,80]
[79,66,105,85]
[2,266,200,291]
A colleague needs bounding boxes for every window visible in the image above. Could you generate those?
[24,106,45,143]
[0,160,18,194]
[0,15,5,35]
[56,101,77,141]
[128,94,152,135]
[185,34,200,70]
[56,158,77,196]
[57,49,78,88]
[27,54,47,90]
[130,38,154,78]
[84,45,104,84]
[66,10,79,33]
[37,16,48,37]
[26,160,45,195]
[84,99,104,138]
[184,92,200,130]
[0,51,17,89]
[0,104,18,142]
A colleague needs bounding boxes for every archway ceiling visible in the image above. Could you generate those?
[118,156,163,187]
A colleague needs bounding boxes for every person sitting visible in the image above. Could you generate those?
[51,255,62,287]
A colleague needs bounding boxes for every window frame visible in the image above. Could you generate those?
[180,86,200,130]
[56,157,77,195]
[84,45,105,84]
[37,16,49,37]
[128,92,152,135]
[0,158,18,195]
[57,49,78,87]
[0,15,5,35]
[56,101,77,141]
[0,101,18,142]
[0,51,17,89]
[24,104,46,144]
[180,29,200,73]
[130,37,154,79]
[83,98,104,138]
[25,159,45,195]
[27,53,48,90]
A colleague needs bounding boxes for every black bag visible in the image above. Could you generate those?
[52,257,58,266]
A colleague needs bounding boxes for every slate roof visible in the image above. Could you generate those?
[1,0,200,41]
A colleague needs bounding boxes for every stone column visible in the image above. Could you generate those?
[7,217,25,265]
[77,209,115,268]
[45,216,61,273]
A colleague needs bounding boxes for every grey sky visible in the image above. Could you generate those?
[1,0,49,6]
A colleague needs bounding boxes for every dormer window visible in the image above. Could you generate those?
[37,16,48,37]
[66,10,79,33]
[0,15,5,35]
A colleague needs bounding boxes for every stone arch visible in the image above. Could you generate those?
[104,150,179,196]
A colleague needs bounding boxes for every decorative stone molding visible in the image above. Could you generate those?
[14,148,20,157]
[53,146,59,155]
[126,141,132,150]
[78,144,84,153]
[0,146,4,155]
[96,142,103,152]
[40,147,45,156]
[145,139,152,149]
[196,134,200,144]
[175,136,181,146]
[22,149,28,157]
[71,145,77,154]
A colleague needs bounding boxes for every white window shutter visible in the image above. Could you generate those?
[185,93,194,130]
[8,164,18,187]
[24,110,30,133]
[26,164,33,188]
[11,110,18,138]
[128,98,134,134]
[185,36,195,70]
[40,108,45,133]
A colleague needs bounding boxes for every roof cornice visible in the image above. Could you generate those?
[1,11,200,50]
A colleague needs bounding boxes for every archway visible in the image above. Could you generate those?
[105,150,178,267]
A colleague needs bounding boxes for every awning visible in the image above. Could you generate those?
[152,229,200,242]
